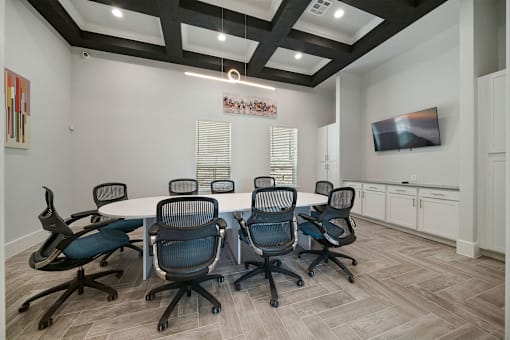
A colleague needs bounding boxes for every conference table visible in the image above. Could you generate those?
[99,192,328,280]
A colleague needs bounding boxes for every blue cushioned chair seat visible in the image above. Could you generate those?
[63,230,129,259]
[298,222,324,239]
[100,219,143,233]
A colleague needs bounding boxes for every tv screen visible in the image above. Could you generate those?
[371,107,441,151]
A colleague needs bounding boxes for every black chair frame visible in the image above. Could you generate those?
[168,178,199,196]
[313,180,334,213]
[210,179,235,194]
[253,176,276,189]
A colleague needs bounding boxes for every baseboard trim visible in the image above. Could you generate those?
[456,239,481,258]
[5,229,46,258]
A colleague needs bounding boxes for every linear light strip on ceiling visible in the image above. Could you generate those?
[184,72,276,91]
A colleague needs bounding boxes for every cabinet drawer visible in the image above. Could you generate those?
[387,185,418,196]
[344,181,362,190]
[362,183,386,192]
[419,188,459,201]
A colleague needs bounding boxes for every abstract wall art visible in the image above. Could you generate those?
[223,93,277,118]
[5,68,31,149]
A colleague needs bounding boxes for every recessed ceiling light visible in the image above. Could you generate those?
[334,9,344,18]
[217,33,226,42]
[294,52,303,60]
[111,8,123,18]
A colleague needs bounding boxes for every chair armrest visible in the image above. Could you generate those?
[58,218,122,251]
[298,213,328,235]
[233,211,247,231]
[65,209,99,225]
[217,218,227,247]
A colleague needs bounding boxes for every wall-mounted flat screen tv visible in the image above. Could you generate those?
[371,107,441,151]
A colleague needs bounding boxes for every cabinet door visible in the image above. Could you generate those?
[317,126,328,163]
[326,161,339,186]
[362,190,386,221]
[351,189,362,215]
[418,198,459,240]
[317,162,328,182]
[489,73,506,153]
[488,155,506,253]
[327,123,338,162]
[386,193,417,229]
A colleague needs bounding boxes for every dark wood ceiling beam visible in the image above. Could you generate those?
[281,30,351,60]
[89,0,159,16]
[156,0,182,58]
[248,0,311,73]
[27,0,81,44]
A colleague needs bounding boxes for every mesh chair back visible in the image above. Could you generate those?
[322,187,356,239]
[168,179,199,196]
[315,181,334,196]
[329,187,355,210]
[246,187,297,250]
[211,180,235,194]
[254,176,275,189]
[155,197,219,272]
[93,183,128,208]
[34,187,73,266]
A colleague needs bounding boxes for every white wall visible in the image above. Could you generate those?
[0,0,6,333]
[69,51,334,210]
[359,25,460,186]
[4,0,73,254]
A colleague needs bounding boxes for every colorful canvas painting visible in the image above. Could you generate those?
[5,68,31,149]
[223,93,277,118]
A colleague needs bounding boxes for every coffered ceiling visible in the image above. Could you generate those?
[27,0,448,87]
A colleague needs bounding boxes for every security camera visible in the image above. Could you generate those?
[81,51,90,59]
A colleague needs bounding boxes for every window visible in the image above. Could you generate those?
[196,120,231,192]
[270,126,298,186]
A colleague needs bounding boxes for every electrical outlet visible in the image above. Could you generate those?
[411,174,417,183]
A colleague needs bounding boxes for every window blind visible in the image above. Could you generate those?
[270,126,298,186]
[196,120,232,192]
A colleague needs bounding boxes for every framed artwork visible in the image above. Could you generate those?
[5,68,31,149]
[223,92,277,118]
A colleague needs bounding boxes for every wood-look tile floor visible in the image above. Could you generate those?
[6,219,505,339]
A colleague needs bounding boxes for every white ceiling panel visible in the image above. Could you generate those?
[181,24,259,63]
[266,48,331,76]
[196,0,282,21]
[293,0,383,44]
[59,0,165,45]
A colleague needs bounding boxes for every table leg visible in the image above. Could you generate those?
[295,206,312,250]
[220,211,242,265]
[142,217,155,280]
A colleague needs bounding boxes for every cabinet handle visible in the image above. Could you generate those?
[412,198,415,207]
[419,199,422,208]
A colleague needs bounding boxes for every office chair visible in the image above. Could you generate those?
[145,196,226,332]
[210,179,235,194]
[18,187,128,330]
[168,178,199,195]
[312,180,334,215]
[71,182,143,267]
[234,187,304,308]
[298,187,357,283]
[253,176,275,189]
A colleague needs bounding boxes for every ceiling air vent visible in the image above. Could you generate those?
[307,0,331,16]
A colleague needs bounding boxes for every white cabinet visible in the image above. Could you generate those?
[386,186,418,229]
[418,189,459,240]
[317,123,339,186]
[478,70,506,253]
[344,181,362,215]
[362,183,386,221]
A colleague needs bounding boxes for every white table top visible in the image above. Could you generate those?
[99,192,328,219]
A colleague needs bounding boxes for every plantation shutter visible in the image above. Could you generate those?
[270,126,298,186]
[196,120,232,192]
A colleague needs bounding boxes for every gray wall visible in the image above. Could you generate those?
[69,52,335,210]
[4,0,73,251]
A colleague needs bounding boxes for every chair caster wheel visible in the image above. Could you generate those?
[298,254,302,259]
[212,306,221,314]
[274,260,282,267]
[18,303,29,313]
[38,318,53,330]
[348,276,355,283]
[115,271,124,279]
[234,283,242,291]
[270,299,279,308]
[145,293,156,301]
[352,259,358,266]
[244,263,250,270]
[308,271,315,277]
[107,292,118,301]
[100,260,108,267]
[325,258,328,263]
[217,276,224,283]
[297,279,304,287]
[157,320,169,332]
